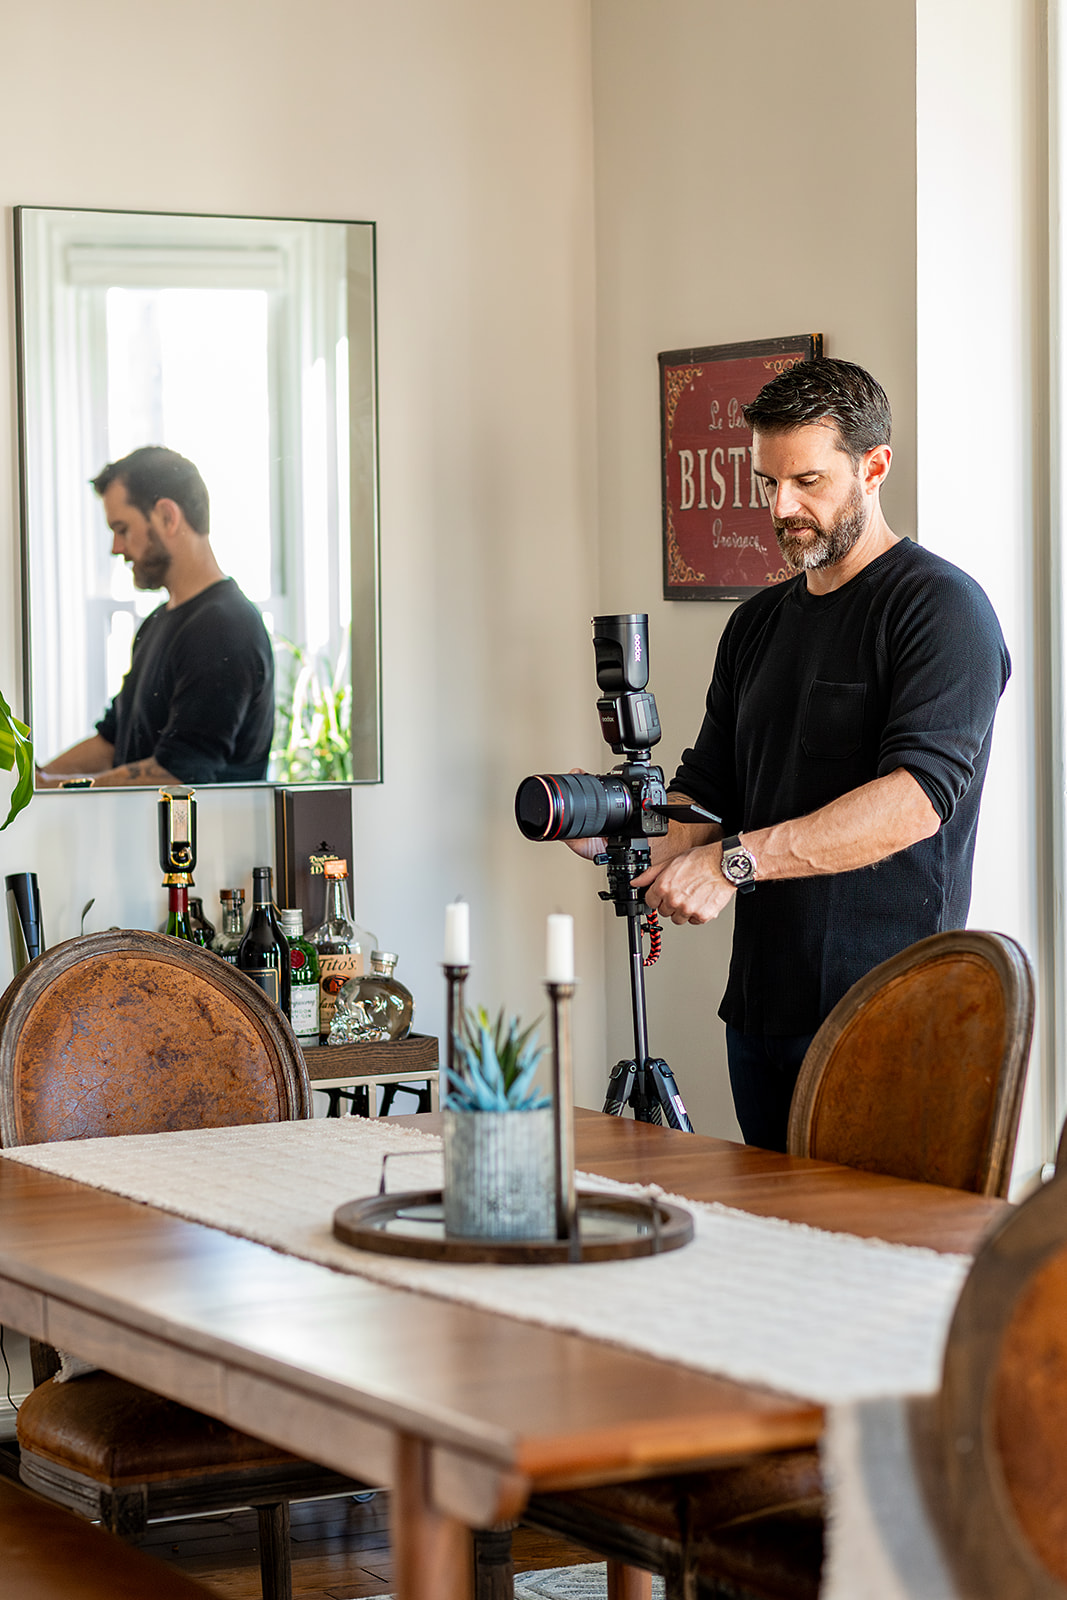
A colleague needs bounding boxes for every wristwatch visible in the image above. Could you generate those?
[720,835,757,894]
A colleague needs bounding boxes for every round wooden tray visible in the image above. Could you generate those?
[332,1188,694,1263]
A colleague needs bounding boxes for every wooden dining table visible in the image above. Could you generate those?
[0,1110,1006,1600]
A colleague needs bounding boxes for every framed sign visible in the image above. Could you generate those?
[660,333,822,601]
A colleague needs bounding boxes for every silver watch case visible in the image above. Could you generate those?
[720,835,756,893]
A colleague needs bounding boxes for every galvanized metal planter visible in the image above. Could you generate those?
[443,1106,554,1241]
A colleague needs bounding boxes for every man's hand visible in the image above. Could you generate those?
[633,841,734,924]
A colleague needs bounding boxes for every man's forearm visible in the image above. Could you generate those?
[656,793,722,863]
[90,757,181,788]
[744,768,940,880]
[635,768,940,925]
[36,735,115,785]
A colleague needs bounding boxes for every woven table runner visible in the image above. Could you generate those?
[3,1118,970,1405]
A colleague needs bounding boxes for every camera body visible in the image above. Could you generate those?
[515,615,670,844]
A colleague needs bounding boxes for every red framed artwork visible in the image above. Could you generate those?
[660,333,823,601]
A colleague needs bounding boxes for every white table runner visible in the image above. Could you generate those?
[3,1118,970,1407]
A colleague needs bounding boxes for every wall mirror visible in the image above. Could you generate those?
[15,206,381,787]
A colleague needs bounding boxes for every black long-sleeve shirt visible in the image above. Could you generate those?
[672,539,1011,1034]
[96,579,275,784]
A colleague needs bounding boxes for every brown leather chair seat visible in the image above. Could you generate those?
[0,1474,219,1600]
[18,1371,305,1483]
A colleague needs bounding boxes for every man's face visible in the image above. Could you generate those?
[103,481,172,591]
[751,423,871,573]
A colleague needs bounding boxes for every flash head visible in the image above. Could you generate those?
[592,614,650,695]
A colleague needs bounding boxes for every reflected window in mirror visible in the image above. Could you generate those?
[16,208,381,787]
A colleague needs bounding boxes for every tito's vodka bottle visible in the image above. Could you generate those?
[279,907,320,1049]
[308,858,377,1042]
[237,867,291,1017]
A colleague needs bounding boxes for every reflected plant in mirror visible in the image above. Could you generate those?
[15,206,381,789]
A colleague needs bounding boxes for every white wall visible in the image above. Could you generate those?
[917,0,1050,1178]
[0,1,608,1102]
[589,0,919,1136]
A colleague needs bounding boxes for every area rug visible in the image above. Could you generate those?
[364,1566,665,1598]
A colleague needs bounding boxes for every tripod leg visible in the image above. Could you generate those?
[604,1060,637,1117]
[647,1058,694,1133]
[629,1064,663,1125]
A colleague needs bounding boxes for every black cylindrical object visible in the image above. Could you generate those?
[6,872,44,972]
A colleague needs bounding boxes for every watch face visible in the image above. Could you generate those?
[723,849,754,885]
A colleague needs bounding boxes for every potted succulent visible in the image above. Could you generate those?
[443,1005,554,1241]
[0,690,33,830]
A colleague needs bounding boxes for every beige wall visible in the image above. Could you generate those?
[0,0,608,1102]
[590,0,919,1136]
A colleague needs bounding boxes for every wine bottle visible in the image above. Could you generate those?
[165,883,195,943]
[278,908,320,1048]
[308,858,377,1041]
[237,867,291,1016]
[188,896,215,947]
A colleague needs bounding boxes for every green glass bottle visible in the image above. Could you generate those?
[279,908,320,1048]
[165,883,195,942]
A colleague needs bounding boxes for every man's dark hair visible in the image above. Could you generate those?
[92,446,210,534]
[742,358,891,464]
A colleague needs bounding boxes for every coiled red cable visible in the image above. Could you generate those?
[642,910,662,967]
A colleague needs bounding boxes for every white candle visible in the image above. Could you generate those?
[444,900,470,965]
[546,913,574,983]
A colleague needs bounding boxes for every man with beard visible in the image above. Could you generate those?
[631,358,1010,1149]
[37,447,274,787]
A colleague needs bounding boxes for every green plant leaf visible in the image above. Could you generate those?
[0,690,33,831]
[445,1003,548,1112]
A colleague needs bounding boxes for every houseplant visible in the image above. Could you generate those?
[0,690,33,830]
[443,1006,554,1240]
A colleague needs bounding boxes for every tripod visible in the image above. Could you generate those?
[598,838,694,1132]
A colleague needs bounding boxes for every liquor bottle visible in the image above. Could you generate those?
[187,897,215,947]
[165,882,196,942]
[308,858,378,1041]
[211,889,246,965]
[237,867,291,1016]
[278,908,320,1049]
[332,951,414,1043]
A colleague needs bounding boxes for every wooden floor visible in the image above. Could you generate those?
[0,1444,594,1597]
[137,1492,595,1600]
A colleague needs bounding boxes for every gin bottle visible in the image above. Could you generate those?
[279,907,321,1049]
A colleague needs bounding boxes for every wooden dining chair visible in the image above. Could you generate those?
[507,929,1035,1600]
[531,1160,1067,1600]
[0,930,367,1600]
[787,928,1033,1196]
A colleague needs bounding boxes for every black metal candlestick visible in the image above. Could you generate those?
[442,963,470,1098]
[546,979,578,1252]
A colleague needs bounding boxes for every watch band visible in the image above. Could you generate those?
[720,834,757,894]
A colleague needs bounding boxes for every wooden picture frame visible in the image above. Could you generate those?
[660,333,823,601]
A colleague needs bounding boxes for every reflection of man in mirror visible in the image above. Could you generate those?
[36,447,275,788]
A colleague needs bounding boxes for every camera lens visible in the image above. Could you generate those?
[514,772,634,840]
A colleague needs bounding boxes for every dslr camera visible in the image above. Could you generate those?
[515,614,672,845]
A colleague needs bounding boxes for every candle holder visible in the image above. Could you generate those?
[442,962,470,1092]
[546,978,578,1254]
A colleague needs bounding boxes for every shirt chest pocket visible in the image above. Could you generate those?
[801,680,867,760]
